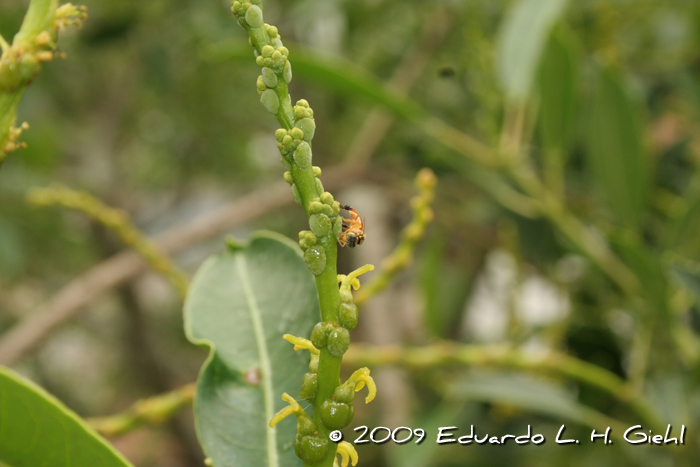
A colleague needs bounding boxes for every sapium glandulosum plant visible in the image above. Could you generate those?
[229,1,376,466]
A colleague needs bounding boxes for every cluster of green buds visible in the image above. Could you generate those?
[272,334,374,467]
[0,3,87,93]
[232,1,377,465]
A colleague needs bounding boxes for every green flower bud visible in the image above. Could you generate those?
[320,192,334,205]
[245,5,264,28]
[256,75,267,93]
[267,25,279,38]
[298,230,318,250]
[290,127,304,140]
[255,55,265,67]
[283,60,292,83]
[262,45,275,58]
[261,67,278,88]
[333,383,356,404]
[282,134,294,147]
[297,414,316,436]
[296,118,316,142]
[298,435,329,465]
[291,184,302,206]
[333,216,343,238]
[327,327,350,357]
[293,141,312,168]
[320,203,334,217]
[275,128,287,141]
[297,99,310,108]
[304,245,326,275]
[300,372,318,402]
[313,166,322,178]
[338,302,358,330]
[309,213,332,238]
[260,89,280,114]
[339,287,354,304]
[309,355,319,373]
[320,400,355,430]
[310,322,332,348]
[309,201,324,215]
[283,171,294,184]
[271,37,283,48]
[278,46,289,57]
[272,50,283,62]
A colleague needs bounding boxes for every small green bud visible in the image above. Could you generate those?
[339,287,354,304]
[256,75,267,93]
[245,5,264,28]
[297,99,310,108]
[300,372,318,402]
[298,230,318,250]
[232,1,243,13]
[304,245,326,275]
[272,50,283,62]
[327,327,350,357]
[315,178,324,195]
[282,134,294,147]
[278,46,289,56]
[261,67,278,88]
[338,302,359,330]
[310,322,333,348]
[294,141,312,168]
[283,60,292,83]
[298,435,329,465]
[309,213,332,237]
[309,201,324,214]
[291,184,302,206]
[309,356,319,373]
[261,89,280,114]
[313,166,322,177]
[271,37,283,48]
[333,383,356,404]
[275,128,287,141]
[290,127,304,140]
[296,118,316,142]
[320,203,334,217]
[262,45,275,58]
[320,400,354,430]
[297,415,316,437]
[283,171,294,184]
[267,25,279,38]
[255,55,265,67]
[333,216,343,238]
[320,192,334,205]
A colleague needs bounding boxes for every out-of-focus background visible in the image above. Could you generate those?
[1,0,700,466]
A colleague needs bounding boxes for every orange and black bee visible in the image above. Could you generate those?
[337,203,365,248]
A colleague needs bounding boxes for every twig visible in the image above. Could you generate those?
[87,383,195,437]
[28,185,189,298]
[344,342,662,430]
[354,168,437,305]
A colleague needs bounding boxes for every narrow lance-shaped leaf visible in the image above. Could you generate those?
[184,232,318,467]
[586,65,651,229]
[496,0,570,102]
[537,26,580,158]
[0,365,134,467]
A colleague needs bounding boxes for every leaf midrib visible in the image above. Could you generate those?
[236,254,279,467]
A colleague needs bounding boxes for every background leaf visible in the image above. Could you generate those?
[496,0,570,102]
[184,232,318,467]
[586,65,651,229]
[537,26,580,158]
[0,366,134,467]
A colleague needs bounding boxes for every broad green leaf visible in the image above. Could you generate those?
[447,371,623,432]
[496,0,570,101]
[184,232,318,467]
[537,26,580,157]
[0,365,134,467]
[586,65,651,229]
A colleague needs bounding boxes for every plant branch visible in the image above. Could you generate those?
[344,342,662,430]
[28,185,190,298]
[87,383,195,437]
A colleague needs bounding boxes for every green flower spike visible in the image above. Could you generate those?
[269,392,304,428]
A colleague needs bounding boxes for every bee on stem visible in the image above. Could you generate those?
[337,203,365,248]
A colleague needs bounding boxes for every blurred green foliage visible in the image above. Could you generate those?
[2,0,700,466]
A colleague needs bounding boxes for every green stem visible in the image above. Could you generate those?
[14,0,57,44]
